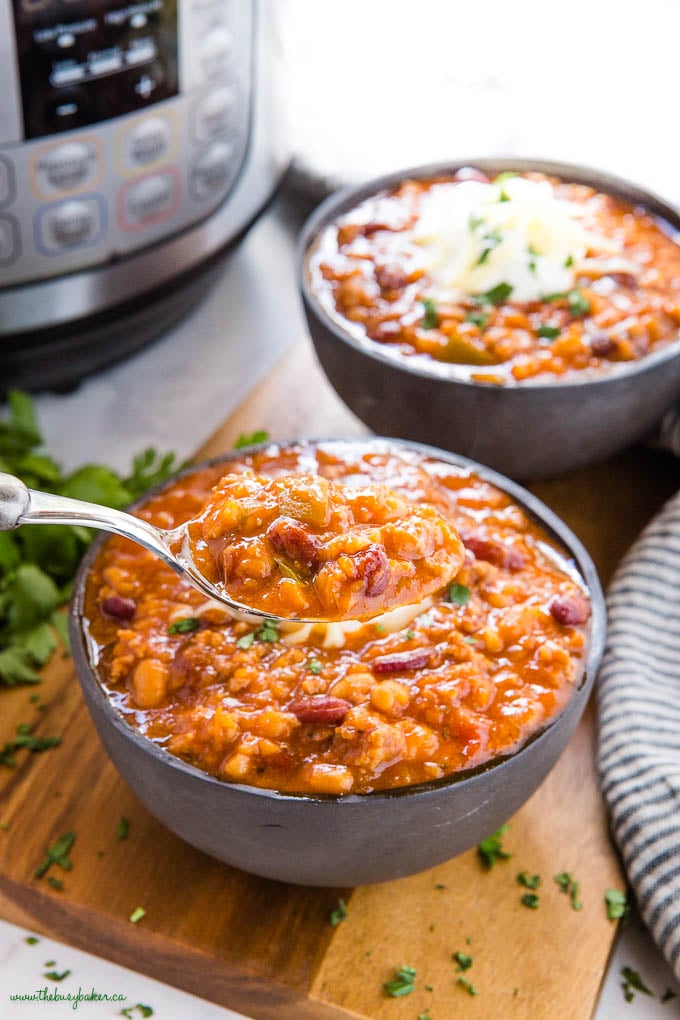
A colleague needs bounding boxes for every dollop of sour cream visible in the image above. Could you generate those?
[412,176,620,304]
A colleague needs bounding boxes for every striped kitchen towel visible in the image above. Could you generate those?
[597,488,680,980]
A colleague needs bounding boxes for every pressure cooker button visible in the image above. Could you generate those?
[193,86,235,143]
[0,216,19,266]
[0,157,15,208]
[125,117,172,168]
[189,142,235,201]
[201,27,232,78]
[123,172,178,228]
[38,197,103,253]
[36,141,98,194]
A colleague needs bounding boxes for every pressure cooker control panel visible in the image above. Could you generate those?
[0,0,253,286]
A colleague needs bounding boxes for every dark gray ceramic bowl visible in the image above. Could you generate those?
[69,438,605,887]
[299,158,680,480]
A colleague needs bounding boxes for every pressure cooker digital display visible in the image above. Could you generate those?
[12,0,179,139]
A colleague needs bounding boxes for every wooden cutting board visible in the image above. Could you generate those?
[2,340,679,1019]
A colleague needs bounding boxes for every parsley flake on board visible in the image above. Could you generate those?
[448,583,471,606]
[129,907,146,924]
[453,951,473,972]
[457,976,478,996]
[554,872,582,910]
[0,722,61,767]
[329,898,347,927]
[517,871,541,890]
[383,965,417,997]
[47,876,64,891]
[605,888,628,921]
[120,1005,154,1019]
[116,817,130,841]
[477,824,510,869]
[521,893,540,909]
[233,430,270,450]
[421,298,439,330]
[621,966,654,1003]
[0,393,181,689]
[35,831,76,880]
[24,935,39,945]
[167,617,200,635]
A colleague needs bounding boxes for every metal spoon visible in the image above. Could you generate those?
[0,472,277,622]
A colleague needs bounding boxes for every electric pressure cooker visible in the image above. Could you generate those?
[0,0,286,390]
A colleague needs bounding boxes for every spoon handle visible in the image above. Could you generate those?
[0,472,174,566]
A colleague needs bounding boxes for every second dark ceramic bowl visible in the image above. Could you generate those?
[69,438,605,887]
[299,158,680,480]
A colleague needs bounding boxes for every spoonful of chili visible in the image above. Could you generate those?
[0,470,465,624]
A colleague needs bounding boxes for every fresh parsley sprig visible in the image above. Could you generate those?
[0,392,182,688]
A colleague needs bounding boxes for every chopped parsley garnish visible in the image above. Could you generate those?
[468,214,484,233]
[457,976,478,996]
[605,888,628,921]
[661,988,677,1003]
[621,966,654,1003]
[167,617,200,635]
[527,244,539,274]
[44,968,71,982]
[567,288,591,317]
[121,1007,154,1019]
[521,893,540,909]
[0,722,61,767]
[517,871,541,890]
[465,309,490,329]
[447,583,470,606]
[543,291,566,303]
[233,430,269,449]
[554,872,582,910]
[495,171,518,183]
[537,324,561,341]
[405,630,415,640]
[435,882,446,890]
[35,831,76,879]
[374,623,386,634]
[499,189,511,203]
[383,965,417,997]
[237,619,279,649]
[24,935,39,945]
[116,817,130,841]
[329,898,347,927]
[129,906,146,924]
[474,282,513,306]
[453,951,473,972]
[564,254,574,267]
[418,1012,432,1020]
[477,824,510,869]
[421,298,439,330]
[476,229,503,266]
[307,658,323,675]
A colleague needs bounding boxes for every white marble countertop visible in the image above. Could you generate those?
[0,197,675,1018]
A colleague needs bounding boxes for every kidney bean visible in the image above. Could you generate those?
[374,264,409,291]
[463,534,525,571]
[372,649,432,673]
[101,595,136,621]
[549,594,590,626]
[267,516,321,568]
[589,332,618,357]
[356,543,390,597]
[453,167,490,183]
[288,696,351,725]
[607,272,638,289]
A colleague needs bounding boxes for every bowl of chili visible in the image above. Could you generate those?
[69,437,605,886]
[299,159,680,480]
